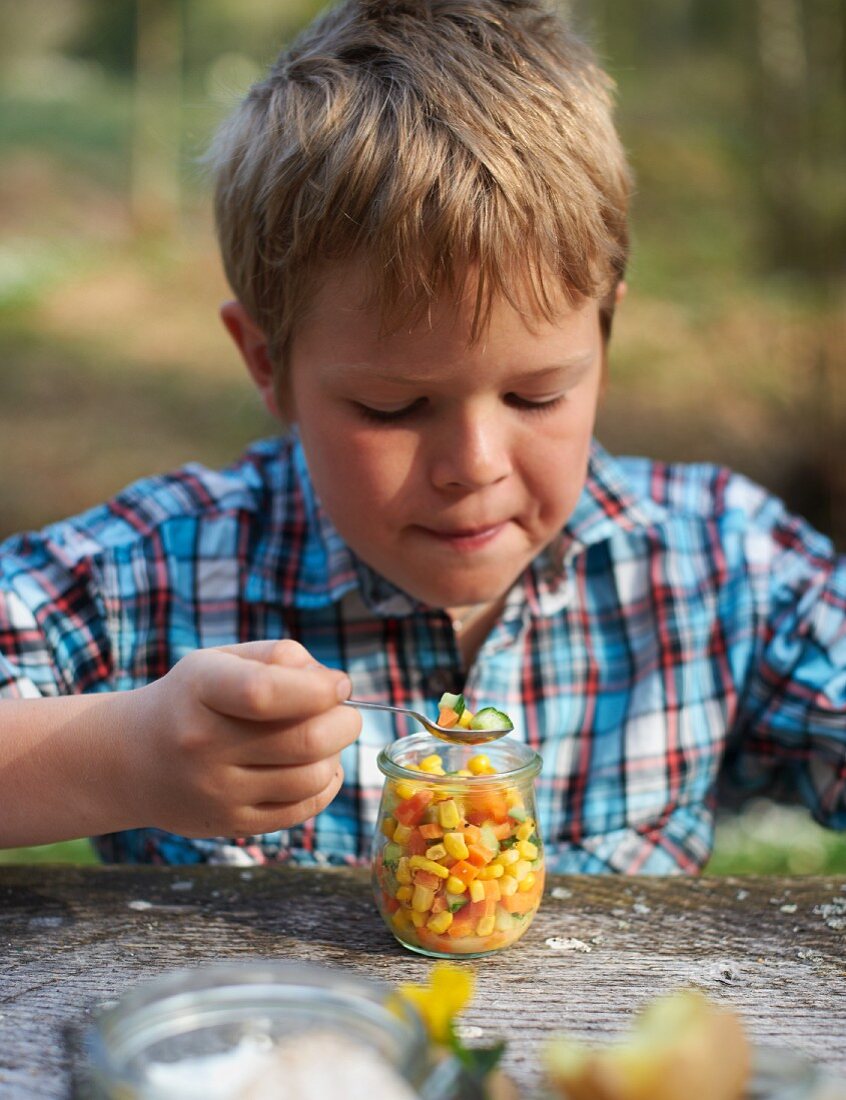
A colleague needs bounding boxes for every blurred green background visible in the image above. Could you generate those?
[0,0,843,872]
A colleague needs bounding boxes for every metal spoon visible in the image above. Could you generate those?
[342,698,512,745]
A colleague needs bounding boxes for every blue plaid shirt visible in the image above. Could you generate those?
[1,435,844,871]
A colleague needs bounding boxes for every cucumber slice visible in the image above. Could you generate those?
[438,691,466,717]
[480,823,499,853]
[469,706,513,732]
[447,893,469,913]
[382,842,403,869]
[507,805,528,822]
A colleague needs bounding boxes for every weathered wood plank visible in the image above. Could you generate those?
[0,867,843,1098]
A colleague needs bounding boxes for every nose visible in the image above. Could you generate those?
[429,405,513,491]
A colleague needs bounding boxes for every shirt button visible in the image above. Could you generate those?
[422,669,462,699]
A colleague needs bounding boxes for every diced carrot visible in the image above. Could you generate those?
[407,829,428,857]
[483,878,501,902]
[394,789,435,827]
[413,869,441,890]
[465,789,509,824]
[447,859,479,886]
[447,908,475,937]
[437,707,460,728]
[466,842,495,868]
[492,821,513,840]
[419,823,444,840]
[466,896,496,921]
[500,872,544,914]
[463,824,481,845]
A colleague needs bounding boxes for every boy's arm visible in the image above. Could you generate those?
[0,640,357,849]
[726,496,846,829]
[0,689,149,846]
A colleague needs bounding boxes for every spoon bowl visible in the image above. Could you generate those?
[343,698,512,745]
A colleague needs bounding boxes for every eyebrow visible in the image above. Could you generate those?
[319,354,596,385]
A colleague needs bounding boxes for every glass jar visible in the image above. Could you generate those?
[373,732,544,958]
[83,961,440,1099]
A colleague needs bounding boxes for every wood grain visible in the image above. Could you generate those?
[0,867,843,1098]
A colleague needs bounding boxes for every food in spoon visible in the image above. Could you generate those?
[436,692,514,733]
[543,989,750,1100]
[374,747,543,955]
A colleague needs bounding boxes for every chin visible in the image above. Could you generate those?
[401,570,520,612]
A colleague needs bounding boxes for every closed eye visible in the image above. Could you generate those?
[504,393,567,414]
[354,398,426,423]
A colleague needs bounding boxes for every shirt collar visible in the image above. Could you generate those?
[244,435,660,617]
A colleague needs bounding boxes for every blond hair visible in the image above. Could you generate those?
[209,0,632,368]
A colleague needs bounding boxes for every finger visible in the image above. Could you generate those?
[214,638,318,669]
[192,649,350,721]
[231,754,342,806]
[233,764,345,835]
[231,706,361,766]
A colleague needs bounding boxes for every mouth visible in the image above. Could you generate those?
[419,522,508,551]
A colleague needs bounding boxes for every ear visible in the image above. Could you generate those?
[614,279,628,306]
[220,301,284,420]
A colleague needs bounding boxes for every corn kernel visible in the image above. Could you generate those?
[438,799,461,830]
[456,769,473,777]
[476,914,496,937]
[443,832,470,860]
[467,754,491,775]
[477,862,504,879]
[499,875,518,896]
[412,884,435,912]
[419,754,445,775]
[392,823,413,846]
[505,789,524,808]
[410,909,426,927]
[516,820,535,841]
[518,840,539,860]
[408,855,450,879]
[457,709,473,729]
[495,847,520,866]
[391,908,411,929]
[518,872,536,893]
[469,879,485,902]
[509,859,532,882]
[381,817,396,840]
[396,856,412,885]
[427,910,454,935]
[446,875,467,894]
[425,843,448,862]
[395,885,413,902]
[395,780,420,800]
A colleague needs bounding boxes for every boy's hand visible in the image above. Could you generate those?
[128,639,360,838]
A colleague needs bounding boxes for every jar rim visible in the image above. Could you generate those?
[377,732,541,786]
[85,960,429,1092]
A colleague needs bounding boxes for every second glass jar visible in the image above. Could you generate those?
[373,733,544,958]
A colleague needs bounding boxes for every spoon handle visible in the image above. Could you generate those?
[343,698,426,722]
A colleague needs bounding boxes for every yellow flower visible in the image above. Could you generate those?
[394,962,475,1045]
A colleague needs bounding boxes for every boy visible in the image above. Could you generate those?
[0,0,843,870]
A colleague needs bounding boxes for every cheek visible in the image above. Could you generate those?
[521,411,594,517]
[309,427,421,510]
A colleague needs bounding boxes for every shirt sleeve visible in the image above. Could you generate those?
[0,530,113,699]
[726,489,846,829]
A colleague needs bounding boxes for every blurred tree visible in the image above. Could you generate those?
[752,0,846,545]
[66,0,136,75]
[132,0,183,236]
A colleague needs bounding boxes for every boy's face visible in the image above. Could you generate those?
[227,261,612,611]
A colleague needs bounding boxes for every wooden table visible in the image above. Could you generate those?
[1,866,844,1098]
